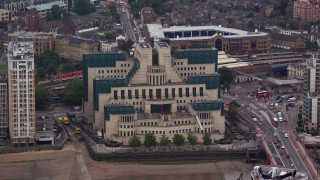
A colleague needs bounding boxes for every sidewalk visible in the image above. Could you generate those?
[290,136,318,180]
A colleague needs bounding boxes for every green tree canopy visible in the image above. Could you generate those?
[60,63,77,73]
[187,133,198,145]
[159,134,169,146]
[36,86,50,109]
[63,79,83,105]
[218,66,233,86]
[305,41,319,50]
[118,39,134,53]
[144,133,157,147]
[229,100,240,108]
[247,20,256,30]
[36,67,47,80]
[173,134,185,146]
[202,132,212,145]
[74,0,96,16]
[46,63,57,76]
[129,135,141,147]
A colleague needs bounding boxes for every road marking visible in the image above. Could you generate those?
[272,142,285,166]
[288,137,314,180]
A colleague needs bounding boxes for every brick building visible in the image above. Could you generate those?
[293,0,320,21]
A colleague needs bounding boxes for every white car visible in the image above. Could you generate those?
[274,133,277,137]
[281,145,285,149]
[252,118,257,122]
[285,133,288,138]
[279,117,283,122]
[277,112,281,116]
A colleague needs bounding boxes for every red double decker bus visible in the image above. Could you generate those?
[255,90,270,100]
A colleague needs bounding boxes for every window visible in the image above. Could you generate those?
[121,90,125,99]
[186,88,189,97]
[178,88,183,97]
[193,87,197,97]
[149,89,153,99]
[172,88,175,98]
[128,90,132,99]
[156,89,161,99]
[135,89,139,99]
[142,89,146,99]
[114,90,118,99]
[165,88,169,98]
[200,87,204,96]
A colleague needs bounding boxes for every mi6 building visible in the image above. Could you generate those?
[83,42,225,145]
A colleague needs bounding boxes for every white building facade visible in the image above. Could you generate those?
[8,41,36,144]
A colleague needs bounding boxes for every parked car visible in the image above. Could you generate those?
[285,133,288,138]
[285,153,290,158]
[281,145,285,149]
[276,144,281,148]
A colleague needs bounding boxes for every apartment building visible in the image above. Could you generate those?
[8,41,36,145]
[0,78,8,143]
[0,9,11,21]
[293,0,320,21]
[26,1,67,20]
[83,42,225,145]
[303,54,320,130]
[0,0,32,14]
[55,34,99,61]
[9,31,55,56]
[27,9,40,32]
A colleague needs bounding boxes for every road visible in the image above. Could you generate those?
[223,81,315,179]
[117,0,137,42]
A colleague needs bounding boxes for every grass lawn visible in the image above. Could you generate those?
[0,64,8,75]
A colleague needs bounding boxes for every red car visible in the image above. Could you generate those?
[285,153,290,158]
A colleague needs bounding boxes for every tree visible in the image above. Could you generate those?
[173,134,185,146]
[36,67,46,80]
[280,0,288,16]
[227,107,238,124]
[218,66,233,86]
[63,79,83,105]
[36,86,50,109]
[229,100,240,108]
[46,64,57,76]
[247,20,256,30]
[305,41,319,50]
[202,132,212,145]
[187,133,198,145]
[144,133,157,147]
[129,135,141,147]
[118,39,134,53]
[60,63,77,73]
[74,0,96,16]
[246,12,254,18]
[159,134,169,146]
[46,12,53,21]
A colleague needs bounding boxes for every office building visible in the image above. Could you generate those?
[8,41,36,145]
[27,8,40,32]
[303,54,320,130]
[293,0,320,21]
[26,1,67,20]
[0,0,33,14]
[55,34,99,61]
[8,31,55,56]
[0,78,8,142]
[83,42,225,145]
[147,24,271,53]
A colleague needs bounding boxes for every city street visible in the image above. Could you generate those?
[117,0,137,42]
[223,81,316,179]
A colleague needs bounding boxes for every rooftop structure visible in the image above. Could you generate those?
[26,1,67,12]
[147,24,271,53]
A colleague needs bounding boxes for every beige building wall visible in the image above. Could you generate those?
[85,42,225,145]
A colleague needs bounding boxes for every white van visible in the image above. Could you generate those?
[275,103,279,109]
[288,97,296,102]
